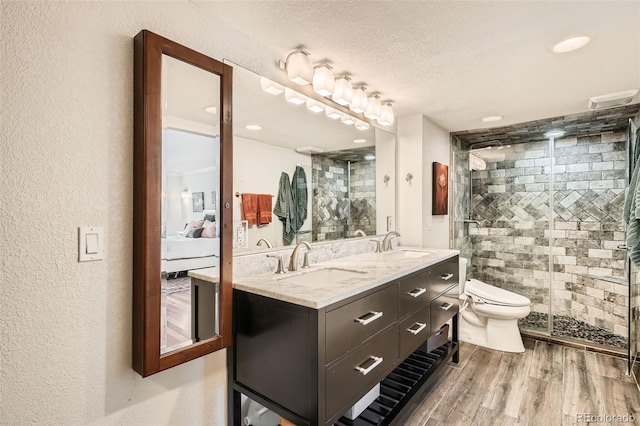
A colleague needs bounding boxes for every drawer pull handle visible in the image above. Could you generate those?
[355,356,383,375]
[439,273,454,281]
[440,302,454,311]
[407,288,426,298]
[355,311,383,325]
[407,322,427,335]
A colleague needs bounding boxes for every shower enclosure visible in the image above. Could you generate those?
[453,129,631,353]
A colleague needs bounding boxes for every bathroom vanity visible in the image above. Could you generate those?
[223,248,460,426]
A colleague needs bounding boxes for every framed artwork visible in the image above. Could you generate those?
[192,192,204,212]
[432,162,448,215]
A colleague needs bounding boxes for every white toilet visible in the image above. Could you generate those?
[458,258,531,353]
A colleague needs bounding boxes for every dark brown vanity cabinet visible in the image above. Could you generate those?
[230,255,460,426]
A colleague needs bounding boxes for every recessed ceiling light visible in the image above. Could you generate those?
[353,139,367,144]
[551,36,591,53]
[482,116,503,123]
[245,124,262,131]
[204,106,217,114]
[544,129,565,138]
[364,154,375,161]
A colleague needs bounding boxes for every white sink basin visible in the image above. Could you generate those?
[276,267,368,287]
[383,249,435,259]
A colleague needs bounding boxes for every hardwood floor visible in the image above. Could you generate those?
[160,290,192,352]
[405,339,640,425]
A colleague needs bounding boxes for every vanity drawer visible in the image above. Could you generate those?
[399,303,431,360]
[430,285,459,331]
[430,257,459,298]
[325,325,398,420]
[398,270,431,319]
[325,285,397,363]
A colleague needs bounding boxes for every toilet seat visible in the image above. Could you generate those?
[465,279,530,307]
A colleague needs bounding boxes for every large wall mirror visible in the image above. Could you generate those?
[229,62,396,253]
[133,30,232,377]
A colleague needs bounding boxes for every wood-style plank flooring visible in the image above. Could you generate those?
[405,339,640,425]
[160,290,192,352]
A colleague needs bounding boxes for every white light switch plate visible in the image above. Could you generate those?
[79,226,104,262]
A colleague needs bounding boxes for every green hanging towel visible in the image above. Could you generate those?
[273,172,296,245]
[292,165,308,232]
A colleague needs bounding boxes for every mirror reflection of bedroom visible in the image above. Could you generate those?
[160,55,221,354]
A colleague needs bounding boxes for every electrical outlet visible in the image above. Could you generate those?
[237,226,245,244]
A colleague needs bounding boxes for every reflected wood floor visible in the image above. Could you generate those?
[405,339,640,425]
[160,290,192,352]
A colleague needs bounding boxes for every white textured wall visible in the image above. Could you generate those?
[421,116,451,249]
[396,114,451,249]
[0,2,292,424]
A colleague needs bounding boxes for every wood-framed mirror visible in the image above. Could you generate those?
[133,30,233,377]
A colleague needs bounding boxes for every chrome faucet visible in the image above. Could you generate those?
[353,229,367,237]
[381,231,400,251]
[288,241,312,271]
[257,238,273,248]
[266,254,286,274]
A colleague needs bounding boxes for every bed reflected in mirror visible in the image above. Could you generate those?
[160,54,221,354]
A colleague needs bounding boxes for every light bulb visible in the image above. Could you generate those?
[312,64,335,97]
[286,50,313,85]
[332,76,353,106]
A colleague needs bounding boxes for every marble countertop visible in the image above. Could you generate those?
[231,247,459,309]
[188,267,219,282]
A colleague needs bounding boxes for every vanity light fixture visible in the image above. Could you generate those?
[341,113,356,126]
[378,102,394,126]
[260,77,284,95]
[204,106,217,114]
[325,106,342,120]
[332,75,353,106]
[365,95,382,120]
[312,64,335,97]
[306,98,325,113]
[283,50,313,85]
[245,124,262,131]
[350,86,368,114]
[355,120,370,131]
[285,87,306,105]
[482,115,503,123]
[551,36,591,54]
[353,138,367,144]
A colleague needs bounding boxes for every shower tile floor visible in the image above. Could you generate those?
[519,312,628,349]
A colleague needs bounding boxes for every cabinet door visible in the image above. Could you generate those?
[325,325,398,421]
[430,257,459,298]
[430,284,459,331]
[398,269,430,319]
[399,303,431,360]
[325,285,397,364]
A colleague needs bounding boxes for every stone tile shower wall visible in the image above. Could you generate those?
[552,132,627,338]
[452,145,473,273]
[349,160,376,236]
[311,155,377,241]
[470,132,628,341]
[312,156,349,241]
[470,141,551,318]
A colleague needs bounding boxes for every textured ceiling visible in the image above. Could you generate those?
[202,1,640,133]
[452,104,640,149]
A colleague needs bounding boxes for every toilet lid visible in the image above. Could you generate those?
[466,279,530,307]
